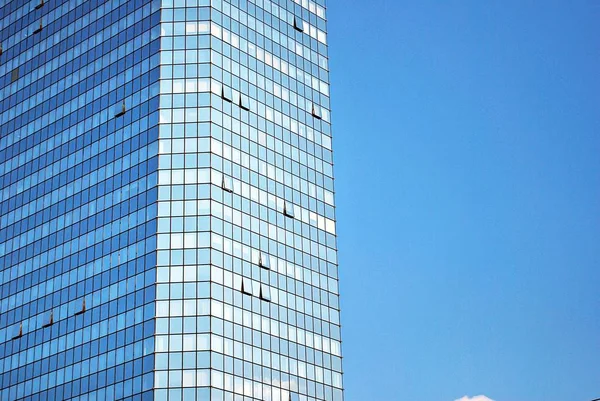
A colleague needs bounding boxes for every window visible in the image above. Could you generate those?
[0,45,3,56]
[115,101,126,117]
[221,86,232,102]
[260,285,271,302]
[284,202,295,218]
[241,277,253,295]
[11,68,18,82]
[43,312,54,328]
[222,176,233,193]
[259,253,270,269]
[12,324,23,339]
[312,104,322,119]
[240,94,250,111]
[35,0,44,9]
[294,17,305,32]
[34,21,43,34]
[75,299,86,315]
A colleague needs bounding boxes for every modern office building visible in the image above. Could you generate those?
[0,0,342,400]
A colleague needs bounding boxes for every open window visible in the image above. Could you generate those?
[11,68,18,83]
[12,324,23,340]
[222,176,233,193]
[294,17,305,32]
[221,86,232,102]
[259,253,271,269]
[241,277,253,295]
[283,201,295,218]
[42,312,54,328]
[75,299,86,316]
[0,45,3,56]
[35,0,44,9]
[260,285,271,302]
[34,21,43,34]
[312,104,322,119]
[115,101,126,117]
[239,94,250,111]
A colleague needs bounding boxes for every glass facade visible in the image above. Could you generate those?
[0,0,342,400]
[0,0,161,400]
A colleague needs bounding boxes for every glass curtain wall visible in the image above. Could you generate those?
[0,0,342,400]
[156,0,343,400]
[0,0,162,400]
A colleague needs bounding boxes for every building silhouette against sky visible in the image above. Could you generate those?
[0,0,343,400]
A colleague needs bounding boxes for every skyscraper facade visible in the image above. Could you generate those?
[0,1,342,401]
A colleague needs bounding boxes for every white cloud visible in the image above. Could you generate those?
[455,396,495,401]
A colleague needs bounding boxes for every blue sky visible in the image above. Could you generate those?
[327,1,600,401]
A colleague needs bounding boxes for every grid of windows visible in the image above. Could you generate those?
[0,0,161,400]
[1,0,342,400]
[156,0,342,400]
